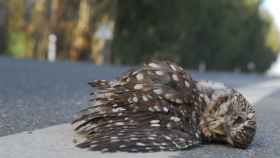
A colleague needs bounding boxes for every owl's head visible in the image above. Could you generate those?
[197,81,256,148]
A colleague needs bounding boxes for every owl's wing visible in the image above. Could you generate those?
[72,61,202,152]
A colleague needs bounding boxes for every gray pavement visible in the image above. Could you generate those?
[0,57,280,158]
[0,57,128,136]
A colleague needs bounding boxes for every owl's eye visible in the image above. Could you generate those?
[234,116,243,125]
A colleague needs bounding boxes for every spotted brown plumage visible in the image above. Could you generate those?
[195,80,256,148]
[72,61,256,152]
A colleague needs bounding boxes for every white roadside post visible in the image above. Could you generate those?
[48,34,57,62]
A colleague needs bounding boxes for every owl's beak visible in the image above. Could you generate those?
[200,117,226,138]
[211,127,225,135]
[208,119,226,135]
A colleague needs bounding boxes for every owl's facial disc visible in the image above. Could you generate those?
[199,91,256,148]
[224,96,256,148]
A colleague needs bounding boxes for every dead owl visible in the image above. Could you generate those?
[72,60,256,152]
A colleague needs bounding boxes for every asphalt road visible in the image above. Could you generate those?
[0,57,279,158]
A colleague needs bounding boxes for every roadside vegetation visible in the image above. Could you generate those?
[0,0,279,72]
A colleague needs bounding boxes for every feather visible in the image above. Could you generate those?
[72,61,205,152]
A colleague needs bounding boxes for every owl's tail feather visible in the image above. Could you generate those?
[75,126,197,152]
[73,75,200,152]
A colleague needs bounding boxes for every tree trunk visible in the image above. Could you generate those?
[69,0,91,61]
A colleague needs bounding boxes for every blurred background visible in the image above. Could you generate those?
[0,0,279,73]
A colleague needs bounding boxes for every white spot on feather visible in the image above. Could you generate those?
[164,135,172,140]
[148,107,154,112]
[195,132,200,138]
[153,89,163,94]
[112,107,126,112]
[134,84,144,90]
[136,73,144,80]
[132,70,141,75]
[128,97,133,103]
[145,147,152,150]
[133,96,138,103]
[175,98,183,104]
[164,93,172,99]
[149,63,161,68]
[147,95,153,99]
[155,71,164,76]
[172,74,179,81]
[166,123,172,128]
[126,77,131,82]
[170,116,181,122]
[101,148,109,152]
[115,122,125,126]
[136,142,146,146]
[153,105,161,112]
[142,95,149,101]
[150,120,160,124]
[148,137,155,140]
[170,64,177,71]
[120,145,126,148]
[131,148,138,152]
[110,80,122,87]
[150,123,160,127]
[178,66,184,71]
[163,107,169,112]
[111,136,118,139]
[90,144,97,148]
[130,137,139,140]
[161,142,167,146]
[184,81,190,87]
[110,136,120,142]
[248,113,255,119]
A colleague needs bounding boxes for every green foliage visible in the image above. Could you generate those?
[0,1,7,54]
[112,0,277,72]
[261,9,280,54]
[7,31,27,58]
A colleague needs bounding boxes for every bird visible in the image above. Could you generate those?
[72,60,256,152]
